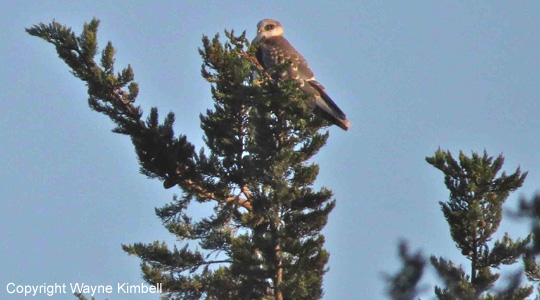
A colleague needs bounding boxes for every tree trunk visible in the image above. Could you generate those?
[274,243,283,300]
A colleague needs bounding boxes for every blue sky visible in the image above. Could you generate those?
[2,1,540,299]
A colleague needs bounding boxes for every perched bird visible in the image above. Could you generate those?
[252,19,351,131]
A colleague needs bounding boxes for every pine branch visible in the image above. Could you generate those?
[26,18,253,212]
[386,241,425,300]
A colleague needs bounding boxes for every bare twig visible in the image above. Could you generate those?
[184,180,253,211]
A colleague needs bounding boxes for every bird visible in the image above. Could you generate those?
[252,19,351,131]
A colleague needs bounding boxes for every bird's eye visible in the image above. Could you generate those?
[265,24,275,31]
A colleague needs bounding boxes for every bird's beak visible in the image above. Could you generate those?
[252,34,262,43]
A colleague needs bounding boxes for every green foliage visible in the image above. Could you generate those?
[426,150,527,259]
[28,19,335,300]
[425,149,532,299]
[517,194,540,291]
[386,149,535,300]
[386,242,425,300]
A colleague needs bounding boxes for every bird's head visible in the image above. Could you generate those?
[253,19,283,43]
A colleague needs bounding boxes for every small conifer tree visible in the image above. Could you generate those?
[387,149,532,300]
[27,19,335,300]
[426,149,531,299]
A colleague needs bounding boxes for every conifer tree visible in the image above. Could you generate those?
[387,149,534,300]
[424,149,531,299]
[27,18,336,300]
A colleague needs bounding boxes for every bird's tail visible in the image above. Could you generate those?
[314,105,351,131]
[308,81,351,131]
